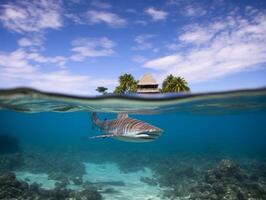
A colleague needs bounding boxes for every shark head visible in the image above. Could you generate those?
[118,123,163,142]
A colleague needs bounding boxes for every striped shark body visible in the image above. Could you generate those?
[91,112,163,142]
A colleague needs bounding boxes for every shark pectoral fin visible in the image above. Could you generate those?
[89,134,115,139]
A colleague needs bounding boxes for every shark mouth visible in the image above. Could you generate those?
[136,131,162,140]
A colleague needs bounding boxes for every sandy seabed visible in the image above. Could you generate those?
[15,162,172,200]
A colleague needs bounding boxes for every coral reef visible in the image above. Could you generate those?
[154,158,266,200]
[20,151,86,184]
[190,159,266,200]
[0,172,102,200]
[156,163,200,198]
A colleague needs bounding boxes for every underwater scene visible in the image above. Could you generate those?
[0,88,266,200]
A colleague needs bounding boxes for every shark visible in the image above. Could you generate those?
[90,112,163,142]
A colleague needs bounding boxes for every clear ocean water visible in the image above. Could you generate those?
[0,88,266,200]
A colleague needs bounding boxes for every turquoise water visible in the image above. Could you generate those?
[0,88,266,199]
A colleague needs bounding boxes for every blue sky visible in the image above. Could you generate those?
[0,0,266,95]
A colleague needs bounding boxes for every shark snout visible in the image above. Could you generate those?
[144,127,163,137]
[149,128,163,133]
[149,126,163,133]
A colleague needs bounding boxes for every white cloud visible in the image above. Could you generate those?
[0,48,67,69]
[145,55,181,70]
[91,1,111,9]
[0,49,116,95]
[165,43,179,51]
[167,0,207,17]
[135,20,148,26]
[0,0,63,33]
[86,10,126,27]
[64,13,83,24]
[179,27,212,44]
[166,0,182,6]
[133,34,155,51]
[27,52,67,68]
[145,7,168,21]
[179,22,226,45]
[0,49,37,80]
[132,55,147,63]
[144,8,266,83]
[182,5,207,17]
[30,71,116,95]
[70,37,115,61]
[17,35,44,47]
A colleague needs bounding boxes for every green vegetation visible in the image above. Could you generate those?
[161,74,190,93]
[113,73,138,94]
[96,86,108,94]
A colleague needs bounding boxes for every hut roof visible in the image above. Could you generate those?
[138,74,158,85]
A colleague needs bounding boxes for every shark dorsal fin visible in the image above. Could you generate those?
[117,113,128,119]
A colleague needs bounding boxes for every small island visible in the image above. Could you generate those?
[96,73,190,95]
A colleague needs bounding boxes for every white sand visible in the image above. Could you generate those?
[83,162,171,200]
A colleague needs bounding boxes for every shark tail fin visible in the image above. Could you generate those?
[91,112,102,128]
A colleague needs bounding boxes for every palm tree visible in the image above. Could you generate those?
[114,73,138,94]
[96,86,108,94]
[173,77,190,92]
[162,74,175,93]
[162,74,190,93]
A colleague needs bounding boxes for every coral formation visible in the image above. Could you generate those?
[20,151,86,184]
[0,172,102,200]
[190,159,266,200]
[154,158,266,200]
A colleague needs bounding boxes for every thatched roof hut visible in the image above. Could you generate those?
[137,74,160,93]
